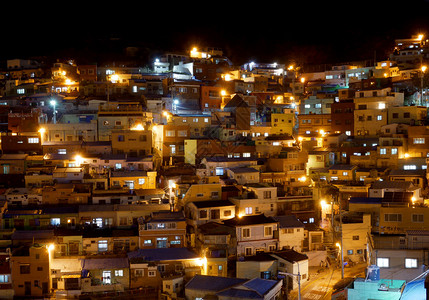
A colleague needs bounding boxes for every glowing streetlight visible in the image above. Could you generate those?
[74,155,84,167]
[110,74,119,83]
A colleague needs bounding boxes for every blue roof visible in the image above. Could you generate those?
[185,274,247,291]
[216,288,262,298]
[400,279,426,300]
[242,278,279,296]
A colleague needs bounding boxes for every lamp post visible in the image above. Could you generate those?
[50,100,57,124]
[421,65,427,106]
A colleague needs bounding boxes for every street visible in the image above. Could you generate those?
[288,262,368,300]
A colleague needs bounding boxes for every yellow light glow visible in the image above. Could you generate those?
[190,47,199,58]
[411,197,416,202]
[74,155,84,166]
[288,65,294,70]
[48,244,55,251]
[300,77,305,83]
[131,123,144,131]
[221,90,227,96]
[320,199,327,207]
[298,136,303,142]
[422,65,427,73]
[38,128,46,134]
[404,153,410,158]
[418,34,424,40]
[238,213,243,218]
[335,242,341,248]
[163,111,170,117]
[298,176,307,182]
[224,74,233,81]
[110,74,119,83]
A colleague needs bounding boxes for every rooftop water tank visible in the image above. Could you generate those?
[366,264,380,281]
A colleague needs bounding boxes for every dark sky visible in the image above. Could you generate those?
[3,1,429,66]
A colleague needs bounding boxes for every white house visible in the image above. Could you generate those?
[273,215,305,252]
[223,214,279,257]
[226,167,260,185]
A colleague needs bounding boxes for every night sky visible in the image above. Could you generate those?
[3,1,429,66]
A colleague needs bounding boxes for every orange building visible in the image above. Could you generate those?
[139,211,187,249]
[10,245,51,297]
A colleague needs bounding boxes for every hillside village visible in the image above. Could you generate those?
[0,34,429,299]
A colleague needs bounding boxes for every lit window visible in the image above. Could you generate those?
[377,257,389,268]
[391,148,398,155]
[98,240,108,252]
[414,138,425,144]
[28,137,39,143]
[138,178,145,185]
[404,165,417,170]
[58,149,67,154]
[50,218,60,226]
[170,145,176,154]
[115,270,124,277]
[243,153,251,157]
[378,103,386,109]
[405,258,418,268]
[380,148,386,155]
[215,167,224,176]
[245,207,252,215]
[377,115,382,121]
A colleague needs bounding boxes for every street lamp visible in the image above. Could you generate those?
[421,65,427,106]
[50,100,57,124]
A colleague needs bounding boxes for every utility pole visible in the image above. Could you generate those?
[340,196,344,279]
[279,261,301,300]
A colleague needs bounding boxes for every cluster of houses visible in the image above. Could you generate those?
[0,34,429,299]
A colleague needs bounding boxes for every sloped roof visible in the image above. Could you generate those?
[82,257,129,270]
[128,247,200,262]
[271,249,308,262]
[222,214,277,227]
[191,199,235,209]
[228,167,259,174]
[371,181,414,190]
[224,95,249,108]
[185,274,247,292]
[272,215,305,228]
